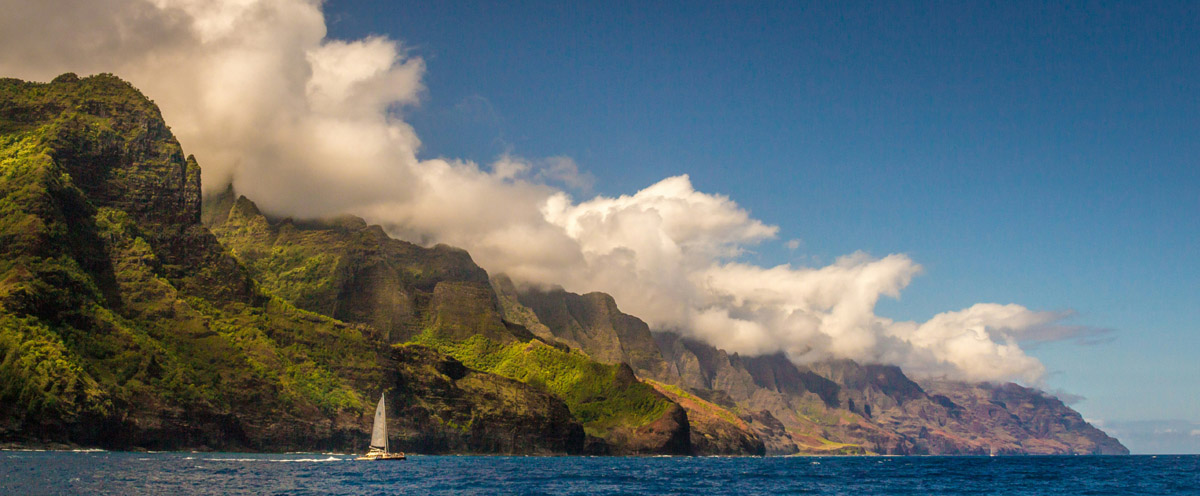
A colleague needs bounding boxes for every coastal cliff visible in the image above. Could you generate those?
[0,74,1126,456]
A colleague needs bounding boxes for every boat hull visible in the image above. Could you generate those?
[356,452,407,461]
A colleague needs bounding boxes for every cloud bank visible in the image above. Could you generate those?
[1101,420,1200,455]
[0,0,1102,385]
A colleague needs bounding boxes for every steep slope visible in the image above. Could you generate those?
[495,279,767,455]
[645,380,765,456]
[657,330,1128,455]
[494,277,677,382]
[0,73,1125,456]
[204,191,690,454]
[921,380,1127,455]
[655,331,890,455]
[206,187,501,344]
[391,345,585,454]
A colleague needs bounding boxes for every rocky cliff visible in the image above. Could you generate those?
[499,276,1126,455]
[391,344,585,454]
[492,276,767,455]
[492,276,676,382]
[658,331,1127,455]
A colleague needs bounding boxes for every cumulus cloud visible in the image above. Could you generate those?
[0,0,1107,385]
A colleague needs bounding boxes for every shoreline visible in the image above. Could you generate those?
[1,444,1144,457]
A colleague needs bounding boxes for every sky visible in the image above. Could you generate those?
[1,0,1197,453]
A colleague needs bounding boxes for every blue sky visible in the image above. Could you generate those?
[323,0,1199,452]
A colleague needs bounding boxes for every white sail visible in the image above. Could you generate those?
[370,393,388,452]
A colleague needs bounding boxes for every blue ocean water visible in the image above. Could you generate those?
[1,451,1197,495]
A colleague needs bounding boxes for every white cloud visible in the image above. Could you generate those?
[0,0,1105,385]
[489,155,594,192]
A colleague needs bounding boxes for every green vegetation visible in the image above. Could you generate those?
[0,314,108,421]
[207,199,344,313]
[646,380,741,426]
[0,74,376,448]
[251,247,340,305]
[409,329,671,438]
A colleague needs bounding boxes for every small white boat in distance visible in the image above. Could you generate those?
[357,392,406,461]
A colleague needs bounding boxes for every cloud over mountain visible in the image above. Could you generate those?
[0,0,1102,385]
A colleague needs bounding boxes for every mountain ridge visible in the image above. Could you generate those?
[497,277,1127,455]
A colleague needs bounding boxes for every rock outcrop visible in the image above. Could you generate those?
[494,277,678,382]
[645,380,765,456]
[391,345,585,454]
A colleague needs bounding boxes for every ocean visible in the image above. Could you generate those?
[2,451,1196,495]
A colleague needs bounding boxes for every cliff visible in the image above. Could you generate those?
[0,74,376,451]
[494,278,677,382]
[492,276,766,454]
[659,331,1127,455]
[498,276,1127,455]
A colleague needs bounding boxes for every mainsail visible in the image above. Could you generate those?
[357,392,403,460]
[370,393,388,452]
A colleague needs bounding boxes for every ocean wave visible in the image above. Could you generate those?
[199,456,347,463]
[285,451,352,456]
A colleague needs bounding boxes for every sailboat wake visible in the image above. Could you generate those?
[187,456,349,463]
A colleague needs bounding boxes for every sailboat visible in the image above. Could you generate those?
[356,392,406,460]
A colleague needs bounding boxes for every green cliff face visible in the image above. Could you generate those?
[645,380,765,456]
[390,344,585,454]
[0,74,380,450]
[205,188,496,344]
[498,279,678,383]
[490,275,705,454]
[496,281,766,455]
